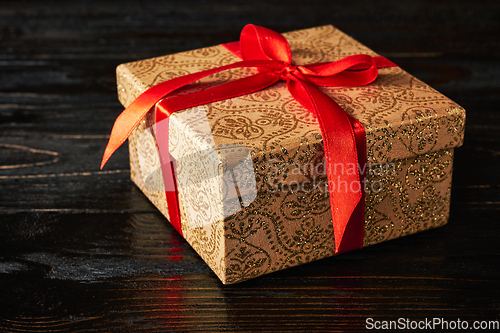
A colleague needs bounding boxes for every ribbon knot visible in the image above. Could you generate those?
[277,63,300,81]
[101,24,397,255]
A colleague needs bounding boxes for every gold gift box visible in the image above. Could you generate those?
[116,25,465,284]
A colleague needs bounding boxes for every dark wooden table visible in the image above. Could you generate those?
[1,1,499,331]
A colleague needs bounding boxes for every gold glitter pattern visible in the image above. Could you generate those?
[363,149,453,245]
[122,25,465,284]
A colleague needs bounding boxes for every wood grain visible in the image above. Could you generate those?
[1,0,499,331]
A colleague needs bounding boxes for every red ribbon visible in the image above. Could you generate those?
[101,24,396,254]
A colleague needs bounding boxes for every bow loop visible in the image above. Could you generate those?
[240,24,292,64]
[300,54,379,87]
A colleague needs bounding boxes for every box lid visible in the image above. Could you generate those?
[117,25,465,166]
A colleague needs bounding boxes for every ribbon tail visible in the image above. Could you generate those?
[287,79,364,254]
[101,60,281,169]
[155,72,281,117]
[101,79,180,170]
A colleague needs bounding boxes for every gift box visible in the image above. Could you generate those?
[106,25,465,284]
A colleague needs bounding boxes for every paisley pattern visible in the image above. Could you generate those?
[121,25,466,284]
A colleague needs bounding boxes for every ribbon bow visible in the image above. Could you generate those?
[101,24,396,254]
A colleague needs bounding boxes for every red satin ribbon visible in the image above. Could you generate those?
[101,24,396,254]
